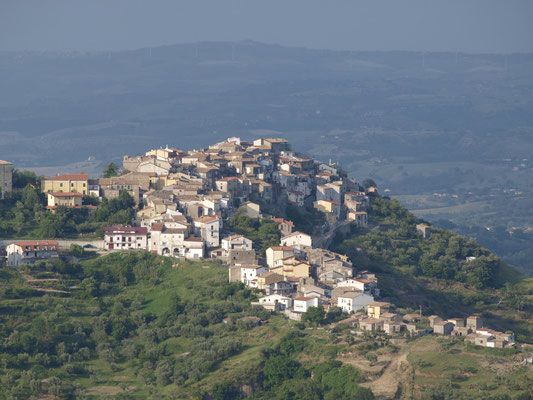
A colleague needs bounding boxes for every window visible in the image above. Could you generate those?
[60,183,63,187]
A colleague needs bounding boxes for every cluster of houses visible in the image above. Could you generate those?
[0,138,516,349]
[7,137,374,264]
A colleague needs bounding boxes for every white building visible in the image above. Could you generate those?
[149,223,187,256]
[6,241,59,267]
[104,226,148,250]
[293,296,319,313]
[182,237,204,260]
[257,294,293,310]
[280,231,312,249]
[221,235,253,252]
[337,292,374,313]
[240,265,268,287]
[193,215,222,248]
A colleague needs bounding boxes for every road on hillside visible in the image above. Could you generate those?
[313,220,351,250]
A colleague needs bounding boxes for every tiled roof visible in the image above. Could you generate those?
[12,240,58,251]
[49,192,83,197]
[44,174,88,181]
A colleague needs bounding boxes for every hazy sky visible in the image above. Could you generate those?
[1,0,532,53]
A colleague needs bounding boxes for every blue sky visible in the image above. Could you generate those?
[1,0,532,53]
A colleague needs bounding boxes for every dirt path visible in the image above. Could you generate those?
[360,351,409,399]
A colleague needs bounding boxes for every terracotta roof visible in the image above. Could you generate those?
[194,215,221,224]
[150,223,164,232]
[217,176,239,182]
[294,296,315,301]
[241,265,264,269]
[44,174,88,181]
[0,160,13,165]
[11,240,58,251]
[269,246,294,251]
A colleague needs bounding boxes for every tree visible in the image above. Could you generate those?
[362,178,377,189]
[302,306,325,326]
[103,162,119,178]
[263,355,302,389]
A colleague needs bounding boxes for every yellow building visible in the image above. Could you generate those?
[41,174,89,195]
[270,258,310,279]
[47,192,83,207]
[367,302,391,319]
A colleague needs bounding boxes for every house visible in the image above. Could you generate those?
[360,318,384,332]
[348,211,368,226]
[256,294,293,311]
[428,315,443,328]
[182,237,204,259]
[0,160,13,199]
[287,190,305,206]
[239,265,268,287]
[253,138,290,155]
[447,318,465,328]
[452,326,472,337]
[41,174,89,195]
[228,249,258,267]
[280,231,312,250]
[149,223,188,256]
[104,226,148,250]
[98,176,142,206]
[238,201,261,219]
[257,272,293,295]
[221,235,253,252]
[47,192,83,208]
[6,241,59,267]
[314,200,342,221]
[270,257,310,279]
[272,218,295,236]
[336,278,378,297]
[367,302,391,319]
[383,321,402,334]
[433,321,454,335]
[403,314,421,323]
[215,177,241,197]
[337,292,374,313]
[466,315,483,330]
[266,246,295,269]
[193,215,222,248]
[293,297,319,313]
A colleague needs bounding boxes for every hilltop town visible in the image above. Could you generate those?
[0,137,517,350]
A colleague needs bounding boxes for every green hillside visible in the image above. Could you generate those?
[332,197,533,344]
[0,253,373,399]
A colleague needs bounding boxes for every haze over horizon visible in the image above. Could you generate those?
[1,0,533,54]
